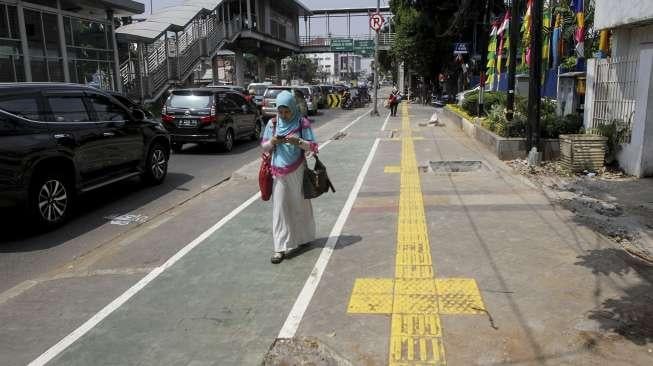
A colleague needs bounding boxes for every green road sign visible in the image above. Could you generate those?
[354,40,375,57]
[330,38,354,52]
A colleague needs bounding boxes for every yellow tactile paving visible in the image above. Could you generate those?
[347,103,486,365]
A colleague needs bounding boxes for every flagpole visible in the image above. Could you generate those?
[506,0,520,121]
[478,0,493,116]
[527,0,542,152]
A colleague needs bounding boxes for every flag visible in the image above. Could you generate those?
[486,23,499,90]
[521,0,533,66]
[542,7,552,71]
[496,11,510,80]
[551,13,562,67]
[571,0,585,58]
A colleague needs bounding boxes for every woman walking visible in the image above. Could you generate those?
[388,89,399,117]
[261,91,319,264]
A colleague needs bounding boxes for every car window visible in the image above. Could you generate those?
[46,95,91,122]
[227,93,246,107]
[0,94,42,120]
[264,89,288,99]
[221,97,240,112]
[87,94,130,122]
[112,95,136,109]
[168,93,213,109]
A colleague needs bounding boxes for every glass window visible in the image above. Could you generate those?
[46,95,90,122]
[168,93,213,109]
[0,5,19,39]
[0,112,17,134]
[73,19,108,49]
[63,17,72,45]
[48,59,65,82]
[0,94,41,120]
[24,10,45,58]
[31,57,48,82]
[42,13,61,58]
[87,94,130,121]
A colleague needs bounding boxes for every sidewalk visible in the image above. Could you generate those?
[25,103,653,365]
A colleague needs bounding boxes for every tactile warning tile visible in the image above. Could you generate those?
[435,278,485,314]
[394,279,437,295]
[385,166,402,173]
[352,278,395,294]
[389,335,446,365]
[391,314,442,337]
[348,293,394,314]
[348,278,394,314]
[393,294,439,314]
[396,266,434,279]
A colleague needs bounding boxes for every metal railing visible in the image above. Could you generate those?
[299,33,396,47]
[589,56,639,143]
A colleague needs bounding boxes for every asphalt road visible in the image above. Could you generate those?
[0,106,359,294]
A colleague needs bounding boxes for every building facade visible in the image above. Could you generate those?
[584,0,653,177]
[0,0,143,90]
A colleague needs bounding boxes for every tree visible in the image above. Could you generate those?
[282,55,317,83]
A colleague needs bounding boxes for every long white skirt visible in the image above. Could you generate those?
[272,163,316,253]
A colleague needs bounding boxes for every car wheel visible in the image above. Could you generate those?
[172,142,184,153]
[142,142,168,185]
[222,128,234,152]
[30,171,73,229]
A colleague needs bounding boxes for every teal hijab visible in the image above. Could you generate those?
[274,90,301,136]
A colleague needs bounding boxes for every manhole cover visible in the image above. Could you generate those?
[429,161,484,172]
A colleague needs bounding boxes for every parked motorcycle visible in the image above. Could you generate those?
[341,90,353,109]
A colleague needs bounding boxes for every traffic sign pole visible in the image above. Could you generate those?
[372,1,382,116]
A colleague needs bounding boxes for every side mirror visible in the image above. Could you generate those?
[241,105,248,113]
[132,108,145,121]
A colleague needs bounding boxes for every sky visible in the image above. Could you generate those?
[142,0,392,37]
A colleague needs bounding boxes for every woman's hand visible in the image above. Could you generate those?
[284,137,301,146]
[270,135,282,146]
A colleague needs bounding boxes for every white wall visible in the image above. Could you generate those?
[595,0,653,30]
[612,24,653,59]
[617,42,653,177]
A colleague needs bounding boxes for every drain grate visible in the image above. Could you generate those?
[429,161,484,173]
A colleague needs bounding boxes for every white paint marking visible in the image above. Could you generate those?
[28,103,373,366]
[381,111,391,131]
[277,138,381,339]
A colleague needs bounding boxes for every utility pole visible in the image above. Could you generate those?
[372,0,380,116]
[527,0,543,151]
[506,0,520,120]
[478,0,493,116]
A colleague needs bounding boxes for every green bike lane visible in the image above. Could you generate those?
[38,109,389,366]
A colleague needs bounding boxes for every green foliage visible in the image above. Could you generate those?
[389,0,485,80]
[477,94,582,139]
[590,119,630,164]
[461,91,507,117]
[282,55,317,83]
[561,56,577,70]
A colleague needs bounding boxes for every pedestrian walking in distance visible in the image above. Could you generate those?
[388,90,399,117]
[261,91,319,264]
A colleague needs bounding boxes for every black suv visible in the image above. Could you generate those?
[0,83,171,228]
[162,88,263,152]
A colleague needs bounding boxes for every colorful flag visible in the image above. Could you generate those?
[542,7,552,71]
[551,13,562,67]
[496,11,510,84]
[571,0,585,58]
[521,0,533,66]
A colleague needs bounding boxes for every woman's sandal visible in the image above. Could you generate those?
[271,252,284,264]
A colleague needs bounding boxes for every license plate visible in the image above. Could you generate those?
[177,119,197,127]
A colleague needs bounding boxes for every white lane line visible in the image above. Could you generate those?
[278,138,380,339]
[381,111,391,131]
[28,109,373,366]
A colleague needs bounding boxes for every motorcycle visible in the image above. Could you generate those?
[341,91,353,109]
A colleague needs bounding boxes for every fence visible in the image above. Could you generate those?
[589,56,639,143]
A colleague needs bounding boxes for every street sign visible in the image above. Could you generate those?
[453,42,470,54]
[354,39,374,56]
[369,12,384,32]
[330,38,354,52]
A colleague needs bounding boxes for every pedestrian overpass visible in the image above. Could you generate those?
[116,1,395,103]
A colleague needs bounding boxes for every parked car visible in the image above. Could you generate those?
[317,85,333,107]
[247,82,272,107]
[261,86,309,119]
[0,83,171,228]
[161,88,263,152]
